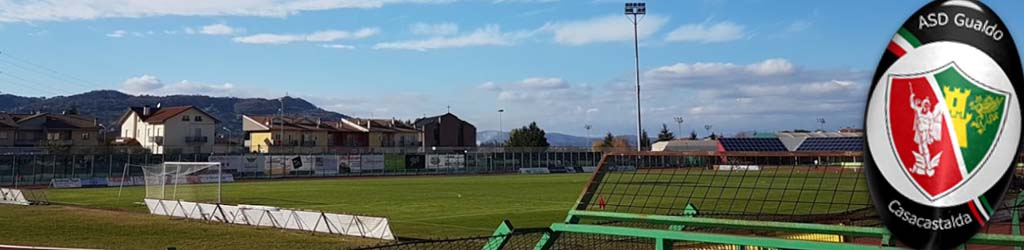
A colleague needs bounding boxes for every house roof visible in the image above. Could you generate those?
[346,118,420,133]
[413,112,475,130]
[7,113,100,130]
[119,106,221,125]
[0,113,17,128]
[244,115,336,132]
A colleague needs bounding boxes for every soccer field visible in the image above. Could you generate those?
[25,174,589,246]
[0,168,876,249]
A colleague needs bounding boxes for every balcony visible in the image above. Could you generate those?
[185,136,208,144]
[150,136,164,145]
[46,140,74,146]
[301,140,317,147]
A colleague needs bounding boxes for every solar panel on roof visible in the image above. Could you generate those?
[796,137,863,151]
[719,138,788,152]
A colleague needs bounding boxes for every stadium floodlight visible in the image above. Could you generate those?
[498,109,504,134]
[674,116,684,138]
[625,2,646,15]
[625,2,646,152]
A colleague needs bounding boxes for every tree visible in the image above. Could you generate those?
[594,132,632,152]
[601,133,615,148]
[656,124,674,142]
[505,122,549,149]
[689,130,698,140]
[640,129,651,149]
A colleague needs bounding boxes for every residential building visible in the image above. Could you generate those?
[327,120,369,148]
[242,115,332,153]
[345,118,421,149]
[118,105,220,154]
[413,113,477,148]
[0,111,101,151]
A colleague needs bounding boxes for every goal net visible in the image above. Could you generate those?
[137,162,224,204]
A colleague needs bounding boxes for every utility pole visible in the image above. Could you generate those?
[625,2,646,152]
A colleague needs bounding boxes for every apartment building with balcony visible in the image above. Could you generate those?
[0,111,101,152]
[242,115,332,154]
[118,105,219,154]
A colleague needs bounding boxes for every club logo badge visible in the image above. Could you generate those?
[864,1,1023,249]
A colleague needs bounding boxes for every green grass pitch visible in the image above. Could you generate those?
[1,174,590,249]
[0,168,870,249]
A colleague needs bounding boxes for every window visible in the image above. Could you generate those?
[81,132,90,140]
[47,132,61,141]
[182,116,191,122]
[195,116,203,122]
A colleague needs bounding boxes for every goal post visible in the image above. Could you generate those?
[131,162,224,204]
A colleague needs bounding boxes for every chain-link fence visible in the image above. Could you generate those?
[0,149,603,187]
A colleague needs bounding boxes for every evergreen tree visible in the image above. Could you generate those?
[640,129,651,149]
[656,123,675,142]
[505,122,550,149]
[601,133,615,148]
[689,130,698,140]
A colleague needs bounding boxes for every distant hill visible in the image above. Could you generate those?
[478,130,641,148]
[0,90,348,136]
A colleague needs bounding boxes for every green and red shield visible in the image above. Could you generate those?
[886,64,1009,200]
[865,1,1023,248]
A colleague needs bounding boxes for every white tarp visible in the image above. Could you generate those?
[144,199,395,240]
[0,188,30,205]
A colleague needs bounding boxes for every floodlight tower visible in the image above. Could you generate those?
[498,109,504,134]
[626,2,646,152]
[674,116,684,138]
[817,118,826,132]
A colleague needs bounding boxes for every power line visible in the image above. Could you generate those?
[0,71,71,96]
[0,57,93,92]
[0,51,107,91]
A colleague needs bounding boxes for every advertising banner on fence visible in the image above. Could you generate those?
[106,176,147,187]
[361,154,385,172]
[50,178,82,188]
[426,154,465,169]
[339,155,361,173]
[211,155,341,175]
[405,154,425,169]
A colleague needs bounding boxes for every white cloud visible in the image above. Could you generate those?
[542,14,667,45]
[786,21,813,33]
[0,0,458,23]
[477,81,501,92]
[410,22,458,36]
[320,44,356,49]
[373,25,525,51]
[233,27,379,45]
[122,75,163,93]
[519,77,567,89]
[120,74,253,97]
[199,23,243,35]
[106,30,126,38]
[665,21,746,43]
[745,58,794,76]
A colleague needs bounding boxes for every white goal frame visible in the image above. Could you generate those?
[119,162,224,204]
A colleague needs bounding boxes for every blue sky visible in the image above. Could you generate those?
[1,0,1023,137]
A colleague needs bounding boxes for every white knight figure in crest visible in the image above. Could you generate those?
[909,90,944,177]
